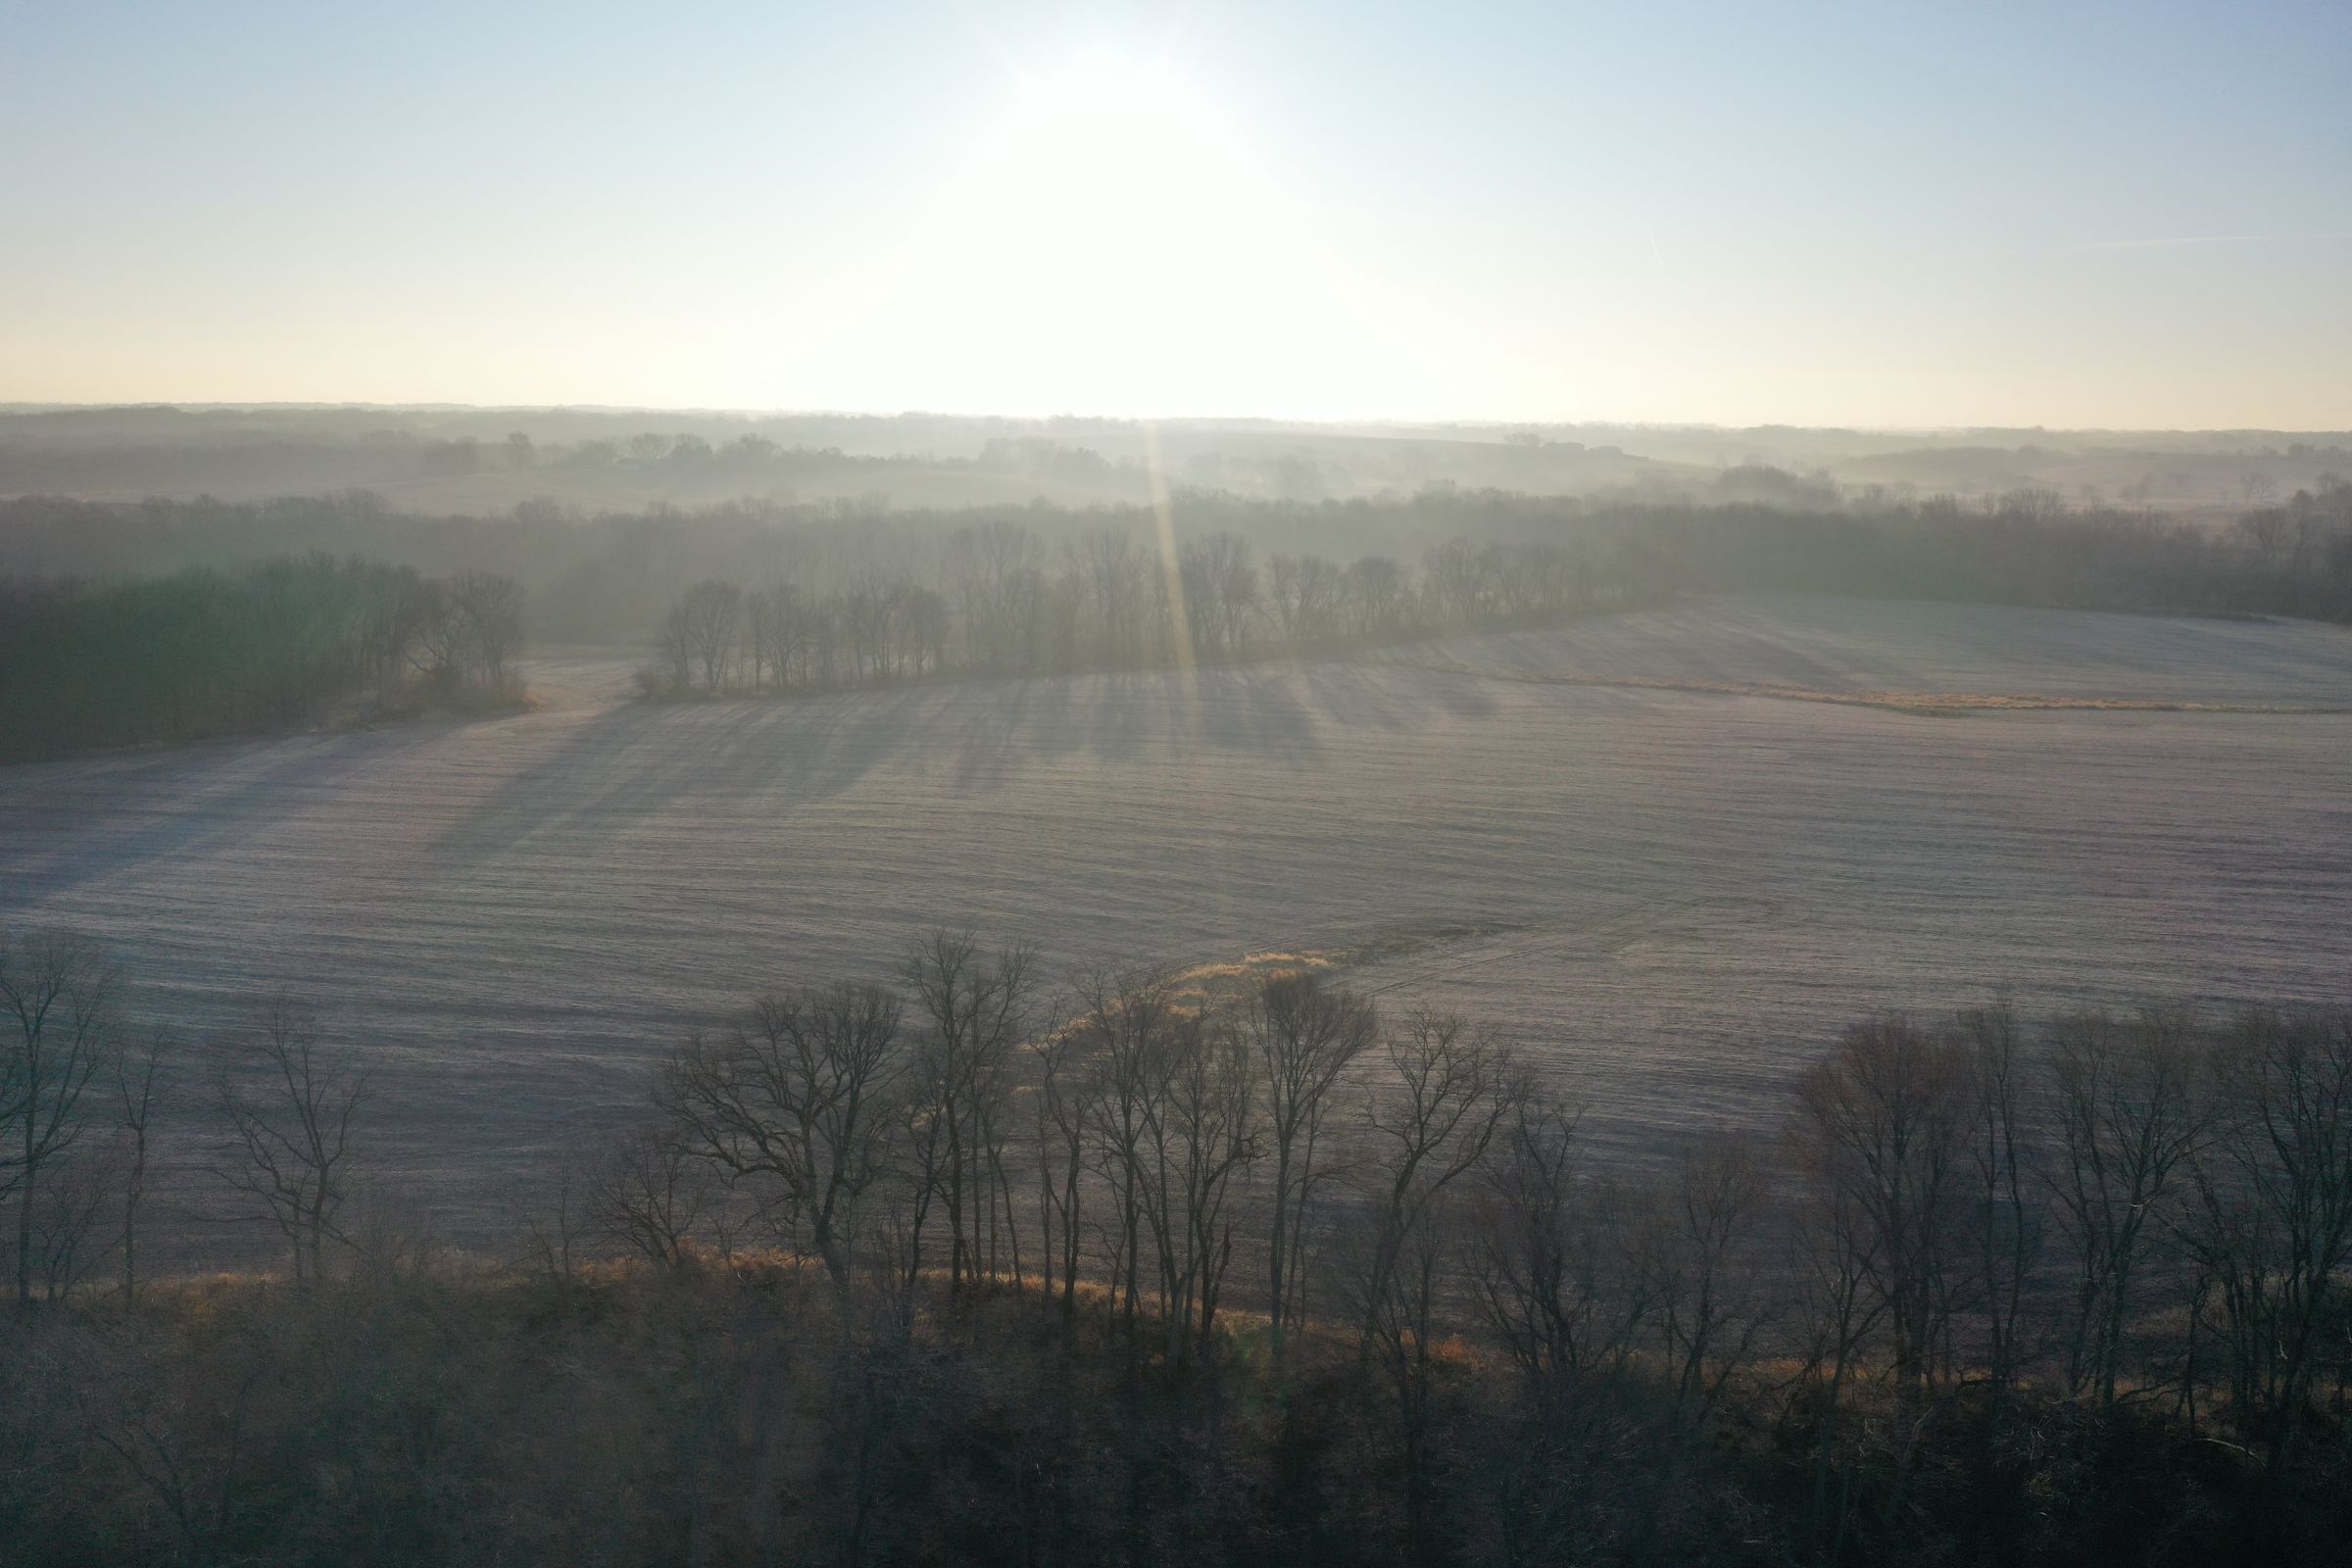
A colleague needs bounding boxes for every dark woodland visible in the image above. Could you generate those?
[8,926,2352,1567]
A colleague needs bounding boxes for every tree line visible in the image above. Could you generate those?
[8,472,2348,664]
[640,526,1657,695]
[7,922,2352,1564]
[0,555,525,762]
[1657,475,2352,621]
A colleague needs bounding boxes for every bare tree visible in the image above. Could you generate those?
[1364,1187,1459,1568]
[1352,1032,1575,1568]
[1,928,117,1305]
[1247,970,1376,1360]
[1422,537,1496,625]
[1032,1015,1094,1314]
[1787,1155,1884,1558]
[1788,1015,1968,1395]
[447,569,526,693]
[2235,508,2290,562]
[1072,967,1178,1329]
[214,996,364,1284]
[673,579,744,692]
[746,581,809,692]
[874,1084,944,1338]
[654,603,694,693]
[78,1319,266,1568]
[2180,1006,2352,1480]
[1268,553,1344,646]
[1343,554,1409,637]
[904,931,1036,1296]
[2046,1005,2204,1405]
[656,984,906,1294]
[1644,1133,1771,1426]
[1134,1004,1258,1360]
[1956,1004,2042,1399]
[1075,529,1149,666]
[585,1119,714,1271]
[516,1137,592,1284]
[1177,532,1259,661]
[405,576,466,691]
[1469,1092,1649,1404]
[24,1147,116,1302]
[113,1028,170,1306]
[1358,1007,1518,1338]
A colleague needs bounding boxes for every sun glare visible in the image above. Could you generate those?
[906,53,1346,417]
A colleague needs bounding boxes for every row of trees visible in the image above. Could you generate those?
[643,526,1658,695]
[1655,474,2352,619]
[591,954,2352,1525]
[10,922,2352,1563]
[418,429,948,480]
[0,555,525,761]
[10,475,2349,662]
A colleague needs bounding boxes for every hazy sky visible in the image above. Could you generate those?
[3,1,2346,426]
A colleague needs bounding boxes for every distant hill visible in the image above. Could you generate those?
[7,404,2340,516]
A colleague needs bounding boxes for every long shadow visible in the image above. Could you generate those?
[438,655,1496,864]
[1156,665,1323,766]
[948,671,1080,790]
[1298,659,1431,732]
[947,662,1329,779]
[433,637,1562,867]
[432,686,941,864]
[0,715,494,900]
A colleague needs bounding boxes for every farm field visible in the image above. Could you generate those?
[5,593,2349,1248]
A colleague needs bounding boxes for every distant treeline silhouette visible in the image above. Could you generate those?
[1667,475,2352,620]
[7,922,2352,1564]
[638,526,1659,695]
[6,471,2348,653]
[0,556,524,762]
[0,423,1152,497]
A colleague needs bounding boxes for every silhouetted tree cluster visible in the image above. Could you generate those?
[9,922,2352,1566]
[1654,473,2352,618]
[13,477,2345,676]
[638,525,1643,695]
[0,555,525,761]
[2,932,379,1307]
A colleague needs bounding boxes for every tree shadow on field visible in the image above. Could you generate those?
[942,674,1055,791]
[1156,666,1324,764]
[432,690,929,862]
[436,653,1506,865]
[946,663,1334,784]
[1300,658,1496,728]
[943,655,1511,780]
[0,718,480,901]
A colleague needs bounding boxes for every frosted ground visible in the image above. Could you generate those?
[5,594,2349,1245]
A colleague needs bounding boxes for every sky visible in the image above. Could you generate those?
[2,0,2347,427]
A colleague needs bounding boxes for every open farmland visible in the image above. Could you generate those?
[5,593,2348,1249]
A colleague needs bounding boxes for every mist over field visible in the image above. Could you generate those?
[7,590,2350,1250]
[7,406,2352,1568]
[7,1,2352,1562]
[5,403,2347,519]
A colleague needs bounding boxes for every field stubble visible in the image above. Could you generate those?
[4,594,2347,1250]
